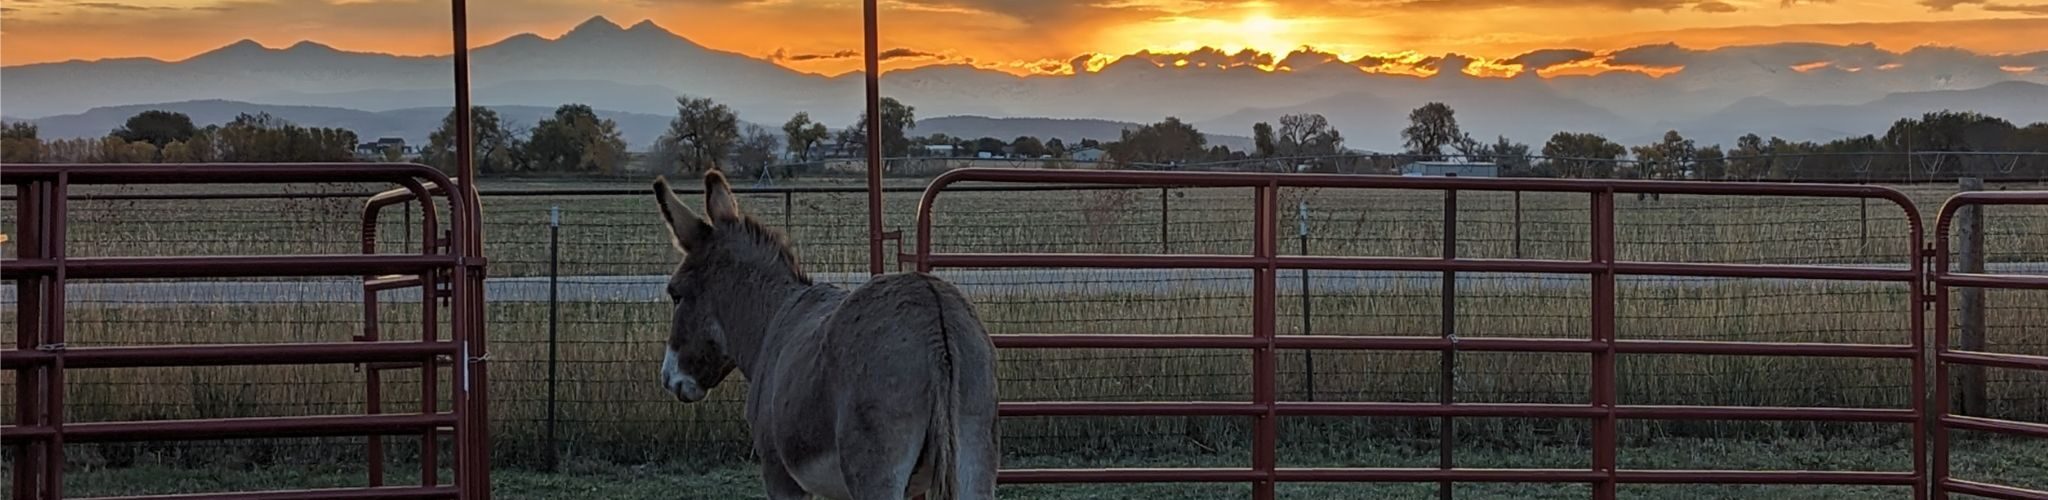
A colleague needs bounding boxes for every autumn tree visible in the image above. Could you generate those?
[211,113,356,162]
[1630,130,1697,181]
[1401,102,1464,160]
[851,97,917,157]
[424,106,521,174]
[2,122,43,163]
[1541,132,1626,178]
[972,137,1007,156]
[1010,136,1048,158]
[661,97,740,173]
[113,110,198,147]
[1252,122,1276,158]
[1108,117,1208,165]
[527,104,628,174]
[732,125,783,179]
[782,112,830,162]
[1693,145,1727,180]
[1045,137,1068,157]
[1476,135,1532,174]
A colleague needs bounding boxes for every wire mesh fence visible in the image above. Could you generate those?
[3,173,2045,470]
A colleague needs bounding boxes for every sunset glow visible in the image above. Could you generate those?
[1,0,2044,78]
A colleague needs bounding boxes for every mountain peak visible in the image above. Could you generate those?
[287,40,338,53]
[568,16,625,36]
[627,19,668,34]
[186,39,270,61]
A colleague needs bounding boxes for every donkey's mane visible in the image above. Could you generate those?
[710,214,812,286]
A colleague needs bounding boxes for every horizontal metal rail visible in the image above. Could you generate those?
[80,486,461,500]
[0,341,454,369]
[1,413,454,443]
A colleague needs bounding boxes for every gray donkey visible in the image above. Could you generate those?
[651,171,999,500]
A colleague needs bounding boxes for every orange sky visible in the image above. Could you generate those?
[3,0,2045,75]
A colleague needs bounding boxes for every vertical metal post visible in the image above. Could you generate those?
[1160,187,1170,253]
[1956,177,1986,417]
[12,181,46,500]
[784,191,795,234]
[863,0,885,276]
[1513,191,1522,260]
[46,173,69,500]
[546,206,561,472]
[1909,193,1929,500]
[1252,183,1278,500]
[1298,199,1314,401]
[1859,198,1868,252]
[1591,189,1618,500]
[362,202,386,488]
[1438,182,1457,500]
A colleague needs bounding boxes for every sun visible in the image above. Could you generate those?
[1099,9,1338,69]
[1234,12,1298,56]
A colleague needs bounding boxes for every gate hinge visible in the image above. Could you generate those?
[36,343,66,352]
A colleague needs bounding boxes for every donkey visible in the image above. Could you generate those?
[650,170,999,500]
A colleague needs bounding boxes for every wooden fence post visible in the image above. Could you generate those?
[1957,177,1987,417]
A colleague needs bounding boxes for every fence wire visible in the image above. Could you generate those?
[2,177,2044,469]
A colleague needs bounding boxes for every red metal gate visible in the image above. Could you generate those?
[1930,191,2048,500]
[2,163,490,500]
[914,169,1930,499]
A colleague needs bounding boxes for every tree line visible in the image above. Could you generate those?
[2,111,361,164]
[5,99,2041,181]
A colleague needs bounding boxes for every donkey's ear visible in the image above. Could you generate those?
[703,169,742,222]
[654,176,711,253]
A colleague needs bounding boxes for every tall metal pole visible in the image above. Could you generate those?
[1298,199,1314,401]
[863,0,885,275]
[1439,181,1458,500]
[546,207,561,472]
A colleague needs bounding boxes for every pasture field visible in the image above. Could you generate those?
[3,176,2046,475]
[17,437,2048,499]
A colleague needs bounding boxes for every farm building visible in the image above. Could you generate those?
[1069,147,1109,162]
[1399,161,1499,177]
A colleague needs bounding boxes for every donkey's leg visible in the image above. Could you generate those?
[760,462,809,500]
[838,407,926,500]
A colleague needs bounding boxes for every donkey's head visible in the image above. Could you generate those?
[651,170,807,402]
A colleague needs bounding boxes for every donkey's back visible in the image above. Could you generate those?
[775,272,998,500]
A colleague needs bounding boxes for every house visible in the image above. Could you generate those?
[355,137,411,159]
[920,144,956,157]
[1400,161,1498,178]
[1069,147,1108,162]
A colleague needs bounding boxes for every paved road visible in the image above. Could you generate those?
[5,263,2043,307]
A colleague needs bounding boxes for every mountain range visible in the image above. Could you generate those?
[6,15,2045,152]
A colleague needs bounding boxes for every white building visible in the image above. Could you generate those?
[1400,161,1498,177]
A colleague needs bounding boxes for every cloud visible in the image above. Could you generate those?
[879,48,946,60]
[72,2,172,11]
[1606,41,1905,74]
[1506,48,1598,70]
[1694,0,1738,11]
[1983,2,2048,13]
[773,49,859,61]
[1920,0,1981,10]
[1380,0,1746,12]
[769,47,950,62]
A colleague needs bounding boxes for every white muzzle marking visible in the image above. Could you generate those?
[662,347,706,402]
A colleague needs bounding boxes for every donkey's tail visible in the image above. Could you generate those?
[922,278,962,500]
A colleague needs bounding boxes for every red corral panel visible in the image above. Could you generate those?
[2,163,490,500]
[1931,191,2048,500]
[913,169,1934,500]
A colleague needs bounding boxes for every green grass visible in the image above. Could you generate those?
[22,437,2047,499]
